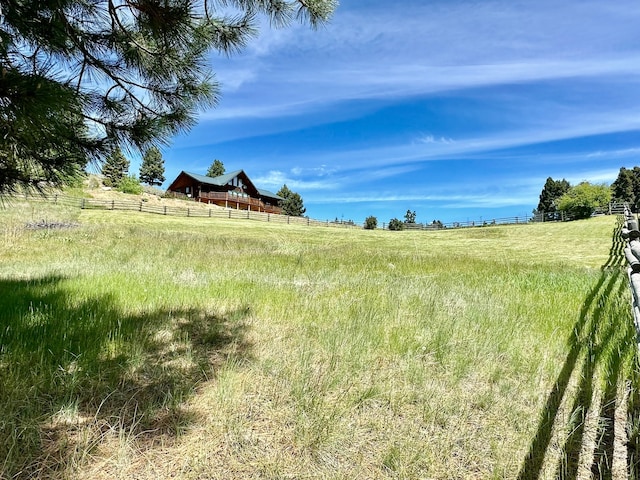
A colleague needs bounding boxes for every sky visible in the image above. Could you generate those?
[149,0,640,225]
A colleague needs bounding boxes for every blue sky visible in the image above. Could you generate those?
[150,0,640,225]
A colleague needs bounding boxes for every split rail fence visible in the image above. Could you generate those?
[621,206,640,350]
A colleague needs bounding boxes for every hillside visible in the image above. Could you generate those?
[0,198,637,479]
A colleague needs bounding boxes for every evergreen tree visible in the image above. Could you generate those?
[101,148,130,187]
[206,159,225,178]
[611,167,635,205]
[537,177,571,214]
[139,147,165,186]
[631,167,640,211]
[277,184,306,216]
[0,0,336,194]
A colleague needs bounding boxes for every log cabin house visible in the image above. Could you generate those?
[166,170,284,214]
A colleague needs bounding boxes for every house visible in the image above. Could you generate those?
[166,170,284,214]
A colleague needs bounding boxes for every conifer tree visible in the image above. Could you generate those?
[140,147,166,186]
[0,0,337,194]
[206,159,225,178]
[537,177,571,214]
[101,148,130,187]
[277,184,306,216]
[611,167,635,205]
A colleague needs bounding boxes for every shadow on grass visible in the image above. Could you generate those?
[0,275,252,479]
[517,219,639,480]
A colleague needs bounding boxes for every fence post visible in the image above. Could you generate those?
[187,208,190,217]
[287,215,290,224]
[164,206,167,215]
[209,209,212,217]
[229,210,231,218]
[139,202,143,212]
[268,214,270,222]
[81,198,85,209]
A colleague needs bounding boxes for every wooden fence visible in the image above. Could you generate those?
[31,193,542,230]
[385,215,534,230]
[535,202,627,222]
[28,194,361,229]
[22,193,624,231]
[621,206,640,350]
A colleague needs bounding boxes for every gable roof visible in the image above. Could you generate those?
[170,170,284,201]
[181,170,242,186]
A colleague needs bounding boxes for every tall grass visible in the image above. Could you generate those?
[0,200,636,479]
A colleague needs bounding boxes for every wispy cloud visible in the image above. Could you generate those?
[169,0,640,223]
[308,191,536,209]
[587,148,640,159]
[204,0,640,122]
[252,169,340,191]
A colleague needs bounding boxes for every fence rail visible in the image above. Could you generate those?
[621,205,640,350]
[18,193,625,231]
[26,194,361,229]
[535,202,627,223]
[388,215,535,230]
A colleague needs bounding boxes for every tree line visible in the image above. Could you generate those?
[536,167,640,220]
[369,169,631,232]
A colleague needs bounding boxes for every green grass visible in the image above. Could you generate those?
[0,199,637,479]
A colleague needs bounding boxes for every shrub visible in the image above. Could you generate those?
[118,175,143,195]
[557,182,611,220]
[364,216,378,230]
[388,218,404,231]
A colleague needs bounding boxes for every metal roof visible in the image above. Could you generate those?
[257,188,283,200]
[182,170,242,186]
[180,170,284,200]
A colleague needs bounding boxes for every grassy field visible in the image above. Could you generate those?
[1,197,638,479]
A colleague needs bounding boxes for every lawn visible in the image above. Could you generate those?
[0,198,637,479]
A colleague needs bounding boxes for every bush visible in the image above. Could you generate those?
[118,175,143,195]
[364,216,378,230]
[557,182,611,220]
[388,218,404,231]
